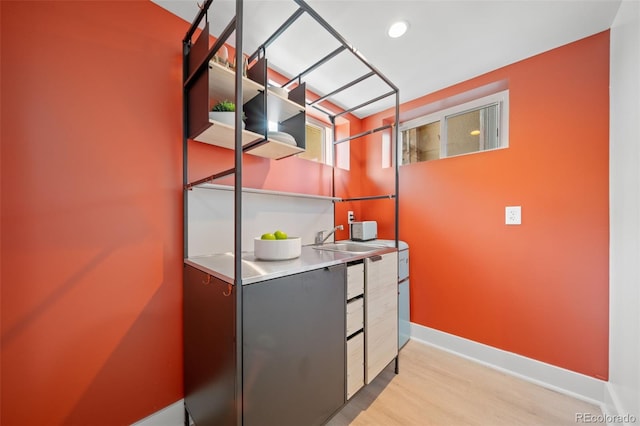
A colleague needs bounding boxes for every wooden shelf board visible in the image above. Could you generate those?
[246,138,304,159]
[193,120,262,149]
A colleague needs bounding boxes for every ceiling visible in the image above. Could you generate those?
[153,0,621,118]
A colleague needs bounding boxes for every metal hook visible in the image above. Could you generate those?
[202,274,212,285]
[223,283,233,297]
[196,2,208,25]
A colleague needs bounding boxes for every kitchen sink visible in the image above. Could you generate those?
[312,242,381,253]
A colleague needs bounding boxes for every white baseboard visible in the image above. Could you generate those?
[603,383,640,426]
[410,323,606,406]
[131,399,185,426]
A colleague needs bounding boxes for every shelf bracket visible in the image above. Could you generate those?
[185,167,236,190]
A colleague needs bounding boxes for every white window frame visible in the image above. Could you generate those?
[399,90,509,164]
[302,116,334,166]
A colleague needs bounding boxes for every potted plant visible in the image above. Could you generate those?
[210,100,245,128]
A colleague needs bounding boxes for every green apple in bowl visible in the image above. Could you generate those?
[274,230,288,240]
[261,233,276,240]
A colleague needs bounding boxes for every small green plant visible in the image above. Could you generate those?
[211,100,236,112]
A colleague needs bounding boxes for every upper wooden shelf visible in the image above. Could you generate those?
[208,61,263,104]
[192,119,304,160]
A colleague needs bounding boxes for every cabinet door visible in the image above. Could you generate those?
[365,252,398,384]
[183,265,236,426]
[243,266,346,426]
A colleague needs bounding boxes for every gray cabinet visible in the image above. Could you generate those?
[243,265,346,426]
[184,264,346,426]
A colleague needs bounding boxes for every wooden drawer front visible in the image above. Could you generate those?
[346,298,364,337]
[347,263,364,300]
[346,332,364,399]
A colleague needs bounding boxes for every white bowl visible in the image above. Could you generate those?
[209,111,245,129]
[254,237,301,261]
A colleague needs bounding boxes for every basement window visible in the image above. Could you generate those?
[399,90,509,164]
[298,117,334,166]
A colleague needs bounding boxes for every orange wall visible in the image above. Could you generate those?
[0,2,364,424]
[359,32,610,379]
[1,2,186,424]
[0,3,611,424]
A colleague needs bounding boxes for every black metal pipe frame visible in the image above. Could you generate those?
[292,0,401,256]
[294,0,398,93]
[310,103,336,119]
[337,194,396,202]
[184,167,236,190]
[283,45,346,88]
[394,91,400,371]
[233,1,244,424]
[308,71,375,107]
[335,90,396,118]
[246,0,399,119]
[395,92,400,251]
[182,0,402,421]
[182,0,213,43]
[247,7,305,63]
[330,116,337,199]
[182,40,191,261]
[334,124,392,145]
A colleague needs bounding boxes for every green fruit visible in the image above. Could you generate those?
[261,233,276,240]
[274,230,288,240]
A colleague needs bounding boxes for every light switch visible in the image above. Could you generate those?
[505,206,521,225]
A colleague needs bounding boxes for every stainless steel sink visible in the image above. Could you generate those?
[312,242,380,253]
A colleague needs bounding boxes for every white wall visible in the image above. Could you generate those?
[187,185,335,256]
[609,0,640,420]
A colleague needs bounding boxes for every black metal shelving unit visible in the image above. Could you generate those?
[181,1,400,424]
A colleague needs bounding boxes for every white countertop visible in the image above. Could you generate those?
[185,244,397,285]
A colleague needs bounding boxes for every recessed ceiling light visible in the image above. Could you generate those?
[470,130,481,136]
[388,21,409,38]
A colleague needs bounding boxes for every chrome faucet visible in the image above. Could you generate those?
[315,225,344,245]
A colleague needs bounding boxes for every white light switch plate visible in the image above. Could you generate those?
[505,206,522,225]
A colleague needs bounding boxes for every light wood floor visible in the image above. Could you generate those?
[327,340,602,426]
